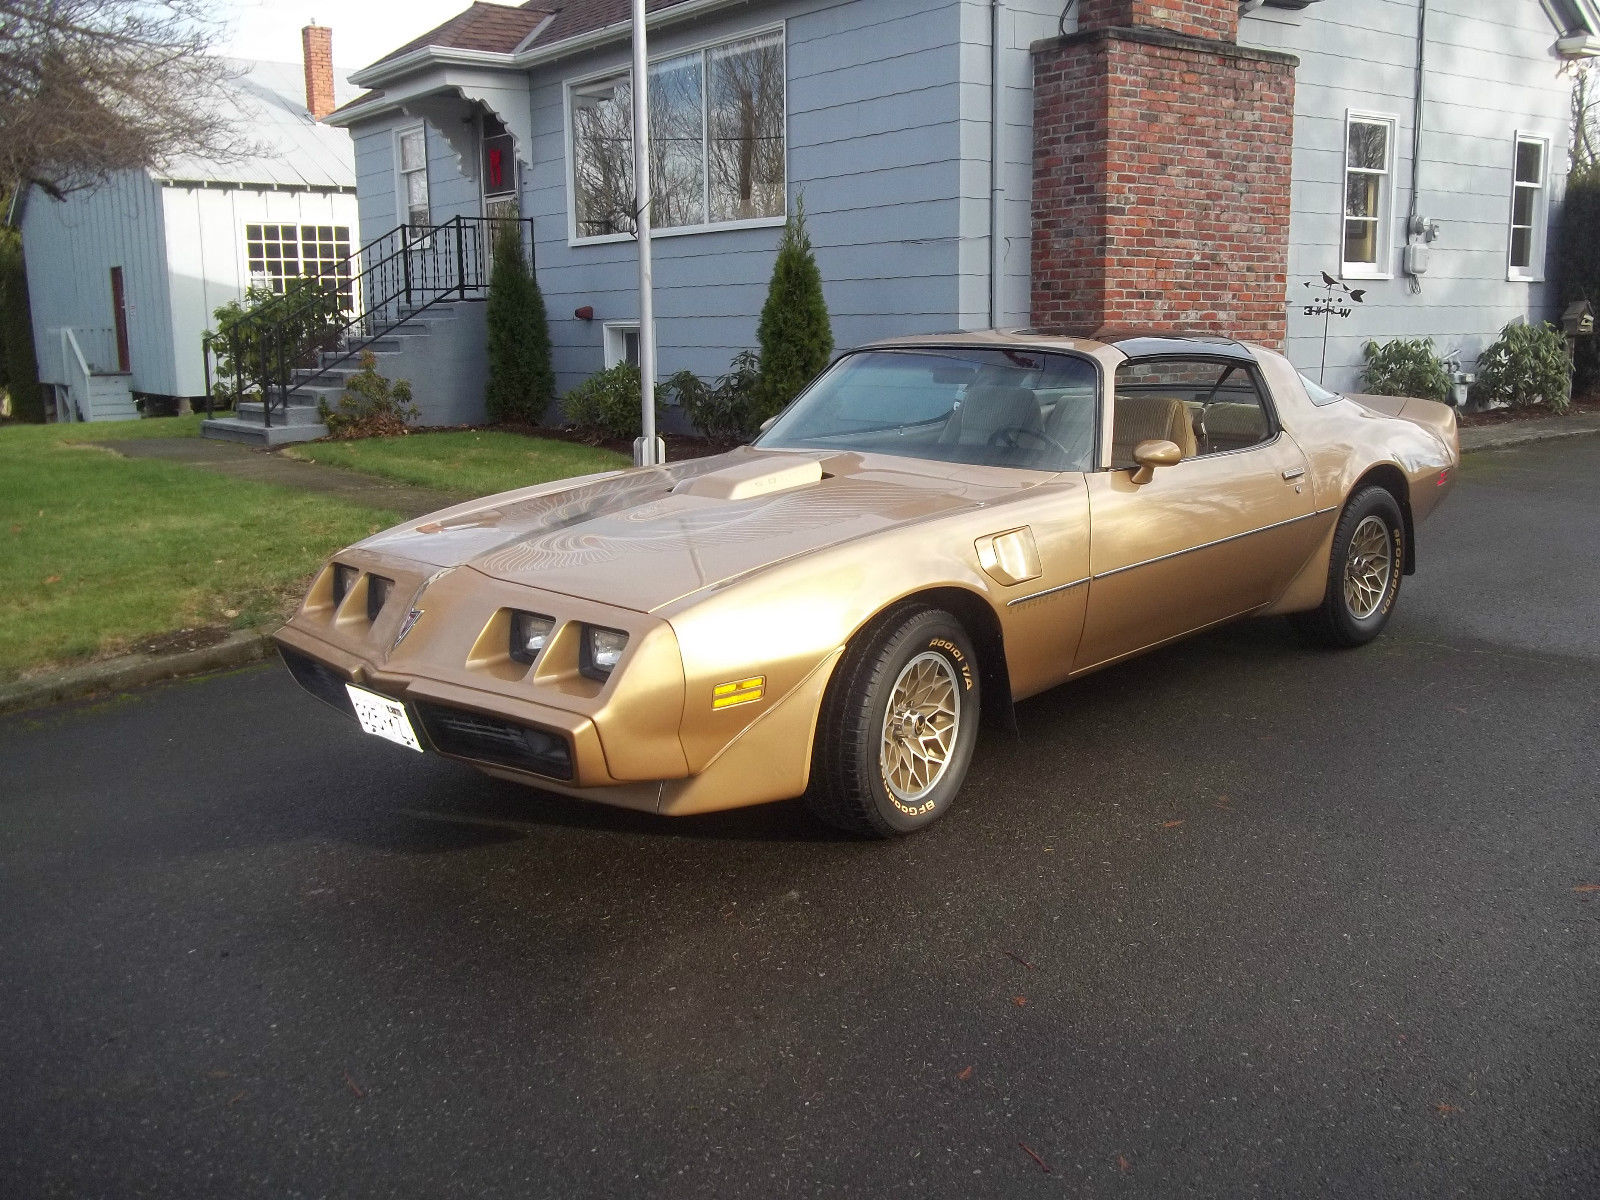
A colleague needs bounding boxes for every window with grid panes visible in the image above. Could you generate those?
[245,223,354,305]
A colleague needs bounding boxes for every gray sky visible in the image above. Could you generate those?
[218,1,449,72]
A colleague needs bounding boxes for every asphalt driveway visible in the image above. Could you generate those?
[3,439,1597,1198]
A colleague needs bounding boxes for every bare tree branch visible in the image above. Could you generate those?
[0,0,247,198]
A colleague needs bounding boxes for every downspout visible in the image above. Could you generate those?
[989,0,1005,329]
[1405,0,1428,293]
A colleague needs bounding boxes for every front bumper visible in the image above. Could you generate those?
[275,595,843,819]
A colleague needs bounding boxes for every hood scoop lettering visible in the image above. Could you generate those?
[672,456,825,502]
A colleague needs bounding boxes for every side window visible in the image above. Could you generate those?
[1112,358,1274,468]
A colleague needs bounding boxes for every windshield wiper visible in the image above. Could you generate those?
[803,410,955,441]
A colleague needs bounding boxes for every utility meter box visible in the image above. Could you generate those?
[1403,243,1430,276]
[1562,300,1594,337]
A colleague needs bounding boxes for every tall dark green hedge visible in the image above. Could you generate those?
[484,221,555,424]
[754,198,832,422]
[0,227,45,423]
[1559,164,1600,393]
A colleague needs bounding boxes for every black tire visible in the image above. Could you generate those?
[1291,485,1406,648]
[805,606,982,837]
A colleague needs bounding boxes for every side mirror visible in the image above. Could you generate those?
[758,415,779,435]
[1130,439,1182,485]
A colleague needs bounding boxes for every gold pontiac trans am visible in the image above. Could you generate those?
[277,331,1458,836]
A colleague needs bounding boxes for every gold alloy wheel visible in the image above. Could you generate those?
[1343,514,1394,620]
[879,651,962,803]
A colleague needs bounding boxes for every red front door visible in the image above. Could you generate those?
[110,267,131,373]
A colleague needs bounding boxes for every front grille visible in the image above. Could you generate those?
[281,646,355,717]
[414,704,574,781]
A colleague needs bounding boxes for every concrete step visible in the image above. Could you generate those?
[201,416,327,447]
[235,401,328,426]
[322,340,404,360]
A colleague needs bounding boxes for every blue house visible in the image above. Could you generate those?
[207,0,1600,442]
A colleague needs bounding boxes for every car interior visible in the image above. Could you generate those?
[1108,360,1274,469]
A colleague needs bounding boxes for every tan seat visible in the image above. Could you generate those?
[1111,394,1197,468]
[1197,401,1269,453]
[939,385,1042,448]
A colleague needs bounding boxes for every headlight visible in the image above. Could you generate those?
[509,611,555,664]
[579,625,628,681]
[366,575,393,622]
[331,563,359,608]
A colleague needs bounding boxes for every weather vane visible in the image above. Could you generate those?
[1302,272,1366,385]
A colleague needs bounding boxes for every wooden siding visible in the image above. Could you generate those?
[1241,0,1573,392]
[521,0,972,392]
[161,187,360,397]
[21,172,176,393]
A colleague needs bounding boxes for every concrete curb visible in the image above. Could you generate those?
[0,629,277,717]
[1460,419,1600,453]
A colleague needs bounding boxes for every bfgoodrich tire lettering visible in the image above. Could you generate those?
[1291,485,1406,649]
[805,606,982,837]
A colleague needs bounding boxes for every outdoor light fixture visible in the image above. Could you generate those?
[579,625,628,681]
[509,612,556,664]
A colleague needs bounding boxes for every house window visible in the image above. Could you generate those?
[1343,114,1395,277]
[569,27,786,241]
[604,321,641,368]
[483,114,516,201]
[398,125,430,229]
[1509,135,1549,281]
[245,224,353,305]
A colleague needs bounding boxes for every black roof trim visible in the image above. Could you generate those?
[1110,335,1258,363]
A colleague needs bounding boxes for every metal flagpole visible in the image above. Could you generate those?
[630,0,662,467]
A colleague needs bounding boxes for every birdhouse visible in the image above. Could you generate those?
[1562,300,1594,337]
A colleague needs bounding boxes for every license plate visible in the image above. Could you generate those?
[346,684,423,753]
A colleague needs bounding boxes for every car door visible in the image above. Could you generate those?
[1074,356,1320,672]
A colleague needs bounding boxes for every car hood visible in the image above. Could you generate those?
[356,446,1045,613]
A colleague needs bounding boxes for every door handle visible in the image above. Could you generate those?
[1282,466,1306,481]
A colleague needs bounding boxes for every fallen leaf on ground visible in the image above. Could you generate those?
[227,1090,245,1107]
[1004,949,1034,970]
[1118,1154,1131,1172]
[9,524,21,534]
[344,1072,365,1099]
[1012,995,1028,1007]
[958,1065,974,1081]
[1435,1103,1460,1115]
[1573,884,1600,893]
[1019,1142,1050,1173]
[221,608,240,619]
[1161,819,1184,829]
[42,575,60,585]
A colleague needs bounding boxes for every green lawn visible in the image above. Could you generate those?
[0,416,398,680]
[282,430,630,498]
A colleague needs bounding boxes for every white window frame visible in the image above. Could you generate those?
[603,321,641,369]
[395,122,430,230]
[1340,110,1398,281]
[1507,132,1551,283]
[563,22,789,248]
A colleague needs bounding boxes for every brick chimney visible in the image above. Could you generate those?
[1075,0,1239,42]
[302,23,336,121]
[1030,0,1296,345]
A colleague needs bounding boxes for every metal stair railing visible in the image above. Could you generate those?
[203,216,535,428]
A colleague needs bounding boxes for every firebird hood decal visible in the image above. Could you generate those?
[358,448,1036,613]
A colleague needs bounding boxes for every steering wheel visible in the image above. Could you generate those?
[987,425,1072,460]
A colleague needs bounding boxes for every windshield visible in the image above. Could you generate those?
[754,347,1100,472]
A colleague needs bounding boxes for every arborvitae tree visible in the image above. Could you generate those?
[1559,164,1600,391]
[484,221,555,423]
[754,197,832,422]
[0,228,44,423]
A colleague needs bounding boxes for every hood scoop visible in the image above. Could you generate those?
[672,455,826,502]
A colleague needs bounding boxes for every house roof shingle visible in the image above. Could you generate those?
[367,1,555,69]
